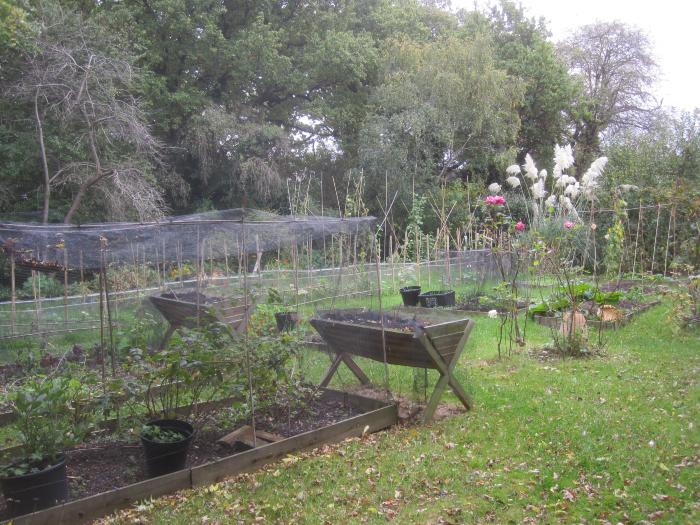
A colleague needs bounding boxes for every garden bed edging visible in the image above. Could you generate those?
[1,389,397,525]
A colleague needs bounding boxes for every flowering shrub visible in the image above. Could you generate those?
[485,195,505,206]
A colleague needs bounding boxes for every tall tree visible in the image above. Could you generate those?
[484,1,576,163]
[5,2,168,223]
[359,34,522,224]
[560,21,660,170]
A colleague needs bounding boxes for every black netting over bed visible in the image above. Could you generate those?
[0,209,375,270]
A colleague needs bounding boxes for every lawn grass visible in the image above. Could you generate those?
[98,300,699,524]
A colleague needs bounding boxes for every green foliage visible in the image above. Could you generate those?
[140,424,188,444]
[1,375,99,475]
[18,274,64,299]
[0,0,32,51]
[359,33,522,227]
[121,323,231,421]
[116,308,163,354]
[529,282,620,317]
[484,0,576,161]
[604,111,700,271]
[667,274,700,331]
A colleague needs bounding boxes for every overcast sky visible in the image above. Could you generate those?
[457,0,699,112]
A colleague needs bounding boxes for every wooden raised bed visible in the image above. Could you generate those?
[310,308,474,422]
[532,300,661,330]
[1,389,397,525]
[149,290,256,348]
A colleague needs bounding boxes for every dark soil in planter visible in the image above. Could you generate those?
[141,419,194,478]
[159,291,223,304]
[319,310,423,331]
[0,395,363,519]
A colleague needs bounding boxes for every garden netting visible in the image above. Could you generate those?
[0,209,375,270]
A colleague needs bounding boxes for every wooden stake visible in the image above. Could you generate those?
[10,252,16,336]
[426,233,431,288]
[100,246,116,376]
[374,236,390,399]
[390,235,395,292]
[79,250,85,303]
[63,247,69,326]
[632,200,642,275]
[162,237,167,288]
[663,204,673,276]
[32,269,40,329]
[292,237,300,313]
[651,203,661,274]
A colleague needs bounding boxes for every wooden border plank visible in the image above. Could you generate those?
[191,405,397,488]
[8,470,191,525]
[1,389,397,525]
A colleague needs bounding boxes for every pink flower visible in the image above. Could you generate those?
[564,221,574,229]
[485,195,506,206]
[515,221,525,232]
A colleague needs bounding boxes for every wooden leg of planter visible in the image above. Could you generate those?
[157,324,177,351]
[417,321,474,422]
[319,352,371,388]
[319,353,344,387]
[340,353,371,385]
[423,372,450,423]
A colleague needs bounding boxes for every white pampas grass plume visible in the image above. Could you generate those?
[523,154,539,181]
[581,156,608,198]
[545,194,558,208]
[554,144,575,171]
[555,176,568,189]
[564,182,580,199]
[506,176,521,188]
[488,182,501,194]
[539,169,548,180]
[556,175,577,189]
[553,164,562,179]
[506,164,521,175]
[559,195,573,210]
[531,179,546,199]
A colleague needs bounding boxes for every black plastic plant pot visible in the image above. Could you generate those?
[275,311,299,332]
[141,419,194,478]
[418,290,456,308]
[399,286,421,306]
[0,455,68,517]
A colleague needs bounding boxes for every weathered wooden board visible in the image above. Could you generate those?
[310,308,473,369]
[2,389,397,525]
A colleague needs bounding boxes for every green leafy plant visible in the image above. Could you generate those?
[1,376,98,476]
[121,323,230,423]
[140,424,187,444]
[18,274,64,299]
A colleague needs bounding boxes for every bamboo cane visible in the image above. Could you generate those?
[10,252,16,336]
[651,203,661,274]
